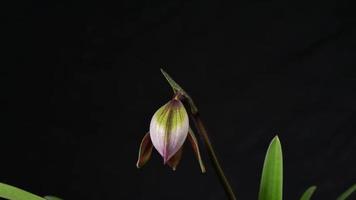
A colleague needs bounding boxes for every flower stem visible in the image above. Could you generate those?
[191,112,237,200]
[160,69,237,200]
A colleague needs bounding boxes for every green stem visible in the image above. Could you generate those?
[191,113,237,200]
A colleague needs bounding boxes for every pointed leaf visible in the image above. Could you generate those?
[299,186,317,200]
[337,184,356,200]
[136,132,153,168]
[258,136,283,200]
[0,182,46,200]
[160,69,198,114]
[188,128,206,173]
[167,148,183,171]
[160,68,185,94]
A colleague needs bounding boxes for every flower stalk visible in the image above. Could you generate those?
[191,114,237,200]
[160,69,237,200]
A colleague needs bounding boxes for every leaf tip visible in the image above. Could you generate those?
[160,68,170,81]
[310,185,317,190]
[271,135,281,146]
[337,183,356,200]
[160,68,166,74]
[300,185,317,200]
[274,134,280,140]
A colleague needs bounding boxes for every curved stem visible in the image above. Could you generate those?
[191,113,237,200]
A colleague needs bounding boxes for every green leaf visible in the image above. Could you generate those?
[337,184,356,200]
[299,186,317,200]
[160,68,198,114]
[44,196,63,200]
[0,182,46,200]
[160,68,185,94]
[258,136,283,200]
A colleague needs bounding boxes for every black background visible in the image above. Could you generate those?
[3,1,356,200]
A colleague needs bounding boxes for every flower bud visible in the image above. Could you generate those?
[149,99,189,163]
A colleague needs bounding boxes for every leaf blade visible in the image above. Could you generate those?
[299,186,317,200]
[337,184,356,200]
[0,182,46,200]
[258,136,283,200]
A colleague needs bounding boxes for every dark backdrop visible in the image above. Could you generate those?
[3,0,356,200]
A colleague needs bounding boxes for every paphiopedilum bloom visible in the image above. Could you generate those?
[136,98,205,172]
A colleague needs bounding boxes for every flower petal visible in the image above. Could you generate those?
[167,147,183,171]
[188,128,206,173]
[136,132,153,168]
[150,99,189,163]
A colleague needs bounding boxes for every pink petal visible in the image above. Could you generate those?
[149,99,189,163]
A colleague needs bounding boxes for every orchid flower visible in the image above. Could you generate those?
[136,96,206,172]
[136,69,236,200]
